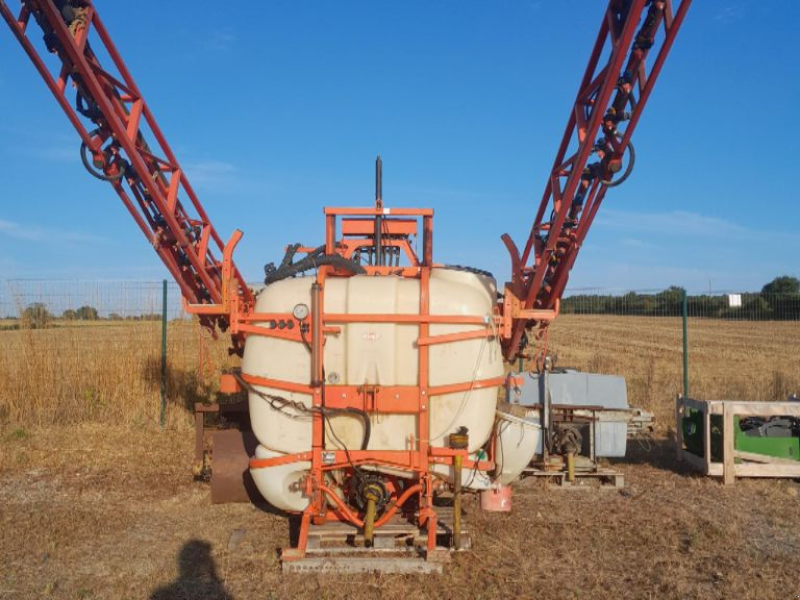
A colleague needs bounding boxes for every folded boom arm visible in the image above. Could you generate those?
[1,0,253,352]
[501,0,692,363]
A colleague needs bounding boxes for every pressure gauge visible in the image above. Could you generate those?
[293,303,310,321]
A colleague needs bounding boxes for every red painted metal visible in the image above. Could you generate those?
[0,0,253,352]
[3,0,694,564]
[501,0,692,362]
[242,206,500,558]
[341,218,418,236]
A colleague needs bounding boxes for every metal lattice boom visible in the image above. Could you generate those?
[0,0,253,349]
[501,0,692,361]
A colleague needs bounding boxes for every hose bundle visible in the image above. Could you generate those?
[264,244,365,285]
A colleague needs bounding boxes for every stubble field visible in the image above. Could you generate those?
[1,315,799,599]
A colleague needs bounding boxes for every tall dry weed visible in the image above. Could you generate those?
[1,315,798,432]
[0,320,237,428]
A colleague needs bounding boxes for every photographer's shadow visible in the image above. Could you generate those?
[149,539,234,600]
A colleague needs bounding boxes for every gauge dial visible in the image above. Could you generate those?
[292,303,310,321]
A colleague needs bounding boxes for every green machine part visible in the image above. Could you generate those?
[682,410,800,463]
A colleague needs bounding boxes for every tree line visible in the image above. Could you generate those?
[16,303,162,329]
[561,276,800,320]
[10,276,800,328]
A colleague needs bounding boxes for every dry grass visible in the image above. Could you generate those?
[1,315,797,430]
[1,315,800,599]
[3,426,800,600]
[548,316,800,429]
[0,320,237,428]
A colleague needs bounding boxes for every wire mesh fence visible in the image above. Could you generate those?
[0,279,185,323]
[550,287,800,426]
[0,280,798,428]
[561,287,800,321]
[0,279,238,427]
[4,280,798,327]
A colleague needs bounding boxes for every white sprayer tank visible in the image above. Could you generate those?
[244,268,504,511]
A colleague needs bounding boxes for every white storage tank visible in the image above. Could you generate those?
[243,268,504,510]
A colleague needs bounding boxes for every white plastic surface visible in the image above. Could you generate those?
[430,451,493,491]
[494,411,541,485]
[243,269,504,508]
[250,445,311,512]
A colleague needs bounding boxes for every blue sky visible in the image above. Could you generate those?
[0,0,797,293]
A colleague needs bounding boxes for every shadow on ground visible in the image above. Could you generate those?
[148,540,234,600]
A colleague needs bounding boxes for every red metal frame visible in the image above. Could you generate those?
[2,1,691,365]
[3,0,693,564]
[245,206,498,560]
[500,0,692,362]
[0,0,253,351]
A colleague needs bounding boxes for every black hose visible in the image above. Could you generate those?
[600,140,635,187]
[264,244,365,285]
[75,88,102,122]
[80,139,125,182]
[278,243,303,270]
[234,371,371,451]
[335,407,372,451]
[320,367,371,452]
[441,264,495,279]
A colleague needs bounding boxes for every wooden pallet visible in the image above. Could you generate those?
[282,506,467,573]
[676,396,800,485]
[524,466,624,489]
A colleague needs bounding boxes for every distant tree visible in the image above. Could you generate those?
[108,313,123,321]
[552,283,798,321]
[761,276,800,320]
[742,295,773,320]
[75,305,99,320]
[651,286,685,316]
[21,303,52,329]
[664,285,687,297]
[761,276,800,296]
[62,309,78,321]
[689,294,726,318]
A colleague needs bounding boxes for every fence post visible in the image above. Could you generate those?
[682,288,689,397]
[160,279,167,430]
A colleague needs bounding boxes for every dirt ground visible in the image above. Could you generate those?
[2,423,800,600]
[2,315,799,599]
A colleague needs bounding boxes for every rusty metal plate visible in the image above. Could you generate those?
[210,429,260,504]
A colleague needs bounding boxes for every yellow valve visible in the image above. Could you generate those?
[362,484,382,547]
[449,426,469,550]
[453,453,463,550]
[566,451,575,483]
